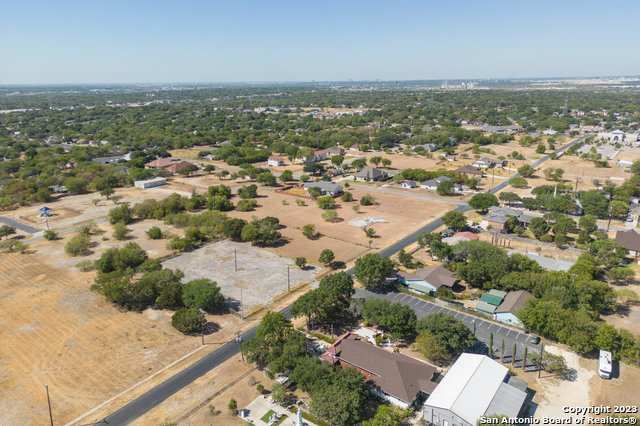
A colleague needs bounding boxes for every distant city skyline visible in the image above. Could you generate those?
[2,0,639,85]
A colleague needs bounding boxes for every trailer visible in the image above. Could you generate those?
[598,350,612,379]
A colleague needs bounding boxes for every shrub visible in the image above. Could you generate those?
[302,224,317,239]
[360,194,375,206]
[146,226,163,239]
[295,199,306,206]
[76,260,95,272]
[227,398,238,416]
[222,218,247,240]
[322,210,339,223]
[65,233,91,257]
[43,230,57,240]
[340,191,354,202]
[109,203,133,225]
[112,222,130,240]
[295,257,307,269]
[171,308,203,334]
[316,195,335,210]
[319,249,335,267]
[236,199,257,212]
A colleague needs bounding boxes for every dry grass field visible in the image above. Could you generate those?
[225,185,454,265]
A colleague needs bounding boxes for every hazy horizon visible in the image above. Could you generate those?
[2,0,639,85]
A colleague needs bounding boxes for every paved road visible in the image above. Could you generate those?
[97,135,586,425]
[353,288,539,359]
[0,216,42,234]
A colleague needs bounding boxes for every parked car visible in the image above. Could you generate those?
[530,335,540,345]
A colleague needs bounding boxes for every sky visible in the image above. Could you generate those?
[1,0,639,85]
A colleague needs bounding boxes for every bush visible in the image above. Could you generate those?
[295,257,307,269]
[171,308,203,334]
[540,234,554,243]
[43,230,57,240]
[319,249,335,267]
[295,199,306,206]
[227,398,238,416]
[76,260,96,272]
[236,199,257,212]
[322,210,339,223]
[302,224,317,239]
[256,384,264,394]
[340,191,354,202]
[112,222,131,240]
[109,203,133,225]
[316,195,335,210]
[65,233,91,257]
[222,218,247,240]
[360,194,375,206]
[146,226,163,239]
[237,184,258,199]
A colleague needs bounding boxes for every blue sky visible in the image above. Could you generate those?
[1,0,639,84]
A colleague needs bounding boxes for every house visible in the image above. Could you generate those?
[416,143,438,152]
[494,290,534,326]
[420,176,462,192]
[440,152,456,161]
[349,143,362,151]
[396,265,458,294]
[320,333,438,408]
[482,207,535,231]
[145,158,176,170]
[476,289,506,315]
[455,165,486,178]
[302,181,343,196]
[628,203,640,222]
[267,156,285,167]
[401,180,417,189]
[354,167,387,182]
[507,249,575,272]
[325,146,345,156]
[452,231,479,240]
[164,161,194,175]
[472,157,495,169]
[617,160,634,168]
[423,353,528,426]
[615,229,640,259]
[301,149,328,163]
[134,177,167,189]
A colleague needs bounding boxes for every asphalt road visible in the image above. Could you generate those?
[0,216,42,234]
[98,135,586,425]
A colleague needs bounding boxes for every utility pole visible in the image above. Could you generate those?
[45,385,54,426]
[234,248,237,272]
[236,331,244,363]
[199,308,206,345]
[240,288,243,320]
[287,265,290,292]
[607,204,613,232]
[538,343,545,378]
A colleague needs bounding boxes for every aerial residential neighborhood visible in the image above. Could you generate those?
[1,2,640,426]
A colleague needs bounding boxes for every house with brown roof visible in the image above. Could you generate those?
[493,290,534,326]
[320,333,438,408]
[455,165,486,178]
[163,161,193,175]
[615,229,640,259]
[396,265,458,294]
[145,157,175,170]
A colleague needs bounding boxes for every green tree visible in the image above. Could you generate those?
[436,179,455,195]
[569,253,600,279]
[146,226,163,239]
[310,366,369,426]
[588,239,628,268]
[271,382,287,403]
[295,257,307,269]
[319,249,335,267]
[302,224,317,239]
[237,184,258,199]
[317,195,336,210]
[529,217,550,240]
[354,253,395,289]
[182,279,224,313]
[362,406,406,426]
[580,190,609,217]
[227,398,238,416]
[322,210,339,223]
[112,222,130,240]
[397,249,413,268]
[416,312,475,358]
[64,233,91,256]
[517,164,535,178]
[171,307,203,334]
[0,225,16,240]
[340,191,354,202]
[279,170,294,183]
[359,194,375,206]
[536,143,546,154]
[222,218,247,240]
[43,229,57,240]
[442,210,467,232]
[109,203,133,224]
[331,155,344,166]
[499,191,521,204]
[414,330,450,364]
[509,176,528,188]
[468,193,499,213]
[257,172,277,186]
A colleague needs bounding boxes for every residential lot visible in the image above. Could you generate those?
[162,240,319,310]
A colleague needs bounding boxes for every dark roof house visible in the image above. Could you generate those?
[354,167,387,182]
[320,333,438,407]
[615,230,640,256]
[455,165,486,177]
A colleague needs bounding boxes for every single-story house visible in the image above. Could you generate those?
[164,161,194,175]
[145,158,176,170]
[628,203,640,222]
[325,146,345,156]
[615,229,640,259]
[423,353,528,426]
[507,249,575,272]
[617,160,634,168]
[134,177,167,189]
[417,143,438,152]
[494,290,534,326]
[472,157,495,169]
[420,176,462,192]
[441,235,471,246]
[452,231,479,240]
[396,265,458,294]
[476,289,506,315]
[302,181,343,196]
[267,156,285,167]
[482,207,535,231]
[354,167,387,182]
[301,149,328,163]
[320,333,438,409]
[455,165,486,178]
[401,180,417,189]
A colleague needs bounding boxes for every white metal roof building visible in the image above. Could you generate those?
[423,353,527,426]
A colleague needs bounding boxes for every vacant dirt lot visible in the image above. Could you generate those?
[162,240,319,309]
[225,185,453,265]
[0,246,248,425]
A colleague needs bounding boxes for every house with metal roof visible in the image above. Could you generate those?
[493,290,534,326]
[423,353,528,426]
[145,157,176,169]
[507,249,575,272]
[476,290,506,315]
[396,265,459,294]
[320,333,438,409]
[302,181,343,195]
[455,165,486,177]
[354,167,387,182]
[402,180,417,189]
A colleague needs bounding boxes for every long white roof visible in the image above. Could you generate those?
[425,353,508,425]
